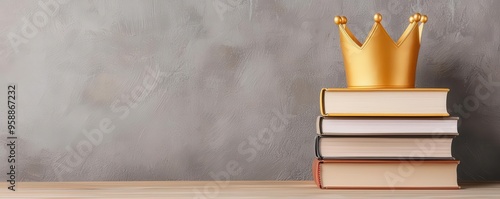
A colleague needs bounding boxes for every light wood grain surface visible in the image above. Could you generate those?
[1,181,499,199]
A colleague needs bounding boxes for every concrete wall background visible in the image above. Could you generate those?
[1,0,499,181]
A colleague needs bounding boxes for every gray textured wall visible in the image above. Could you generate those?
[0,0,499,182]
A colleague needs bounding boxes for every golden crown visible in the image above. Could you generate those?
[335,13,427,88]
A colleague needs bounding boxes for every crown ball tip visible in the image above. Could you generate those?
[413,13,421,22]
[409,16,414,23]
[374,13,382,23]
[334,16,342,25]
[340,16,348,24]
[421,15,428,23]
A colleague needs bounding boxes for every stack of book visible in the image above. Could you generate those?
[313,88,460,189]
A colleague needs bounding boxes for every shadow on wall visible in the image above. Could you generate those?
[440,59,500,181]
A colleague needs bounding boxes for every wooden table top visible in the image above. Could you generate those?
[1,181,499,199]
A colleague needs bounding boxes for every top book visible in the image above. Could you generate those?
[320,88,449,116]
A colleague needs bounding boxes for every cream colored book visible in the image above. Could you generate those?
[313,159,460,189]
[320,88,450,116]
[316,116,459,136]
[315,136,454,159]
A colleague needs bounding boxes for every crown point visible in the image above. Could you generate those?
[409,16,414,23]
[341,16,348,24]
[334,16,342,25]
[421,15,428,23]
[413,13,421,22]
[374,13,382,23]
